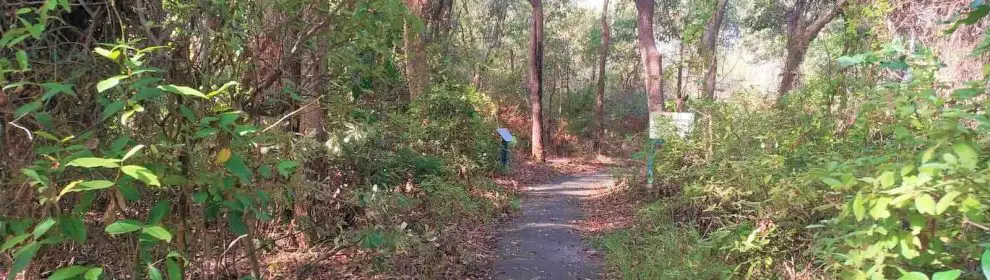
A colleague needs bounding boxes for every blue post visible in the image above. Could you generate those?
[499,140,509,167]
[646,138,663,187]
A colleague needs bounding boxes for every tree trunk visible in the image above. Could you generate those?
[403,0,429,99]
[777,39,807,103]
[700,0,729,100]
[546,68,556,152]
[635,0,664,133]
[775,0,846,105]
[528,0,545,162]
[594,0,611,154]
[676,38,686,112]
[293,6,328,248]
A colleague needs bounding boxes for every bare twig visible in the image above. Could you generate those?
[964,217,990,232]
[220,234,248,259]
[260,96,322,133]
[9,118,33,141]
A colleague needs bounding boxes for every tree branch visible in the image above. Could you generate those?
[803,0,848,40]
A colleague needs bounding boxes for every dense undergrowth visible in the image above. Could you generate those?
[0,3,517,279]
[597,18,990,280]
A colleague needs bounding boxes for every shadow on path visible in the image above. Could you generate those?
[491,171,612,280]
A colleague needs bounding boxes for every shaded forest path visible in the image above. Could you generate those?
[491,170,612,279]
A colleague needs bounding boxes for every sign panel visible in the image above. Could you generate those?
[496,128,513,142]
[648,112,695,140]
[666,112,695,140]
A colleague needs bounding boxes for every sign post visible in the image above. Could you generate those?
[496,128,514,169]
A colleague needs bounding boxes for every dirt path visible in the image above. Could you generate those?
[491,171,612,280]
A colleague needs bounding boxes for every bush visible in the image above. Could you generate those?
[634,38,990,279]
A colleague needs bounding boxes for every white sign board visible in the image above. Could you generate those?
[649,112,695,140]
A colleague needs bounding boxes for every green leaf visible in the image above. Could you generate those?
[276,160,299,179]
[34,131,62,141]
[121,144,145,161]
[897,271,929,280]
[193,128,218,139]
[837,55,863,68]
[936,191,962,215]
[67,157,121,168]
[225,155,253,184]
[100,100,125,122]
[208,81,239,97]
[234,125,257,136]
[227,210,248,236]
[142,226,172,242]
[117,179,141,201]
[158,85,207,99]
[32,217,56,239]
[218,112,240,127]
[59,216,86,243]
[166,257,181,280]
[192,191,209,204]
[16,50,28,69]
[1,233,30,253]
[881,59,910,70]
[105,219,143,235]
[59,180,113,199]
[258,165,273,179]
[40,83,75,102]
[953,142,979,168]
[961,4,990,25]
[870,197,892,219]
[932,269,961,280]
[982,248,990,280]
[822,177,842,188]
[84,268,103,280]
[96,75,127,93]
[147,200,170,225]
[878,171,896,188]
[915,194,937,215]
[8,242,41,280]
[853,192,866,221]
[952,88,984,100]
[14,101,42,118]
[121,165,161,187]
[147,265,164,280]
[48,265,88,280]
[21,168,48,187]
[178,105,197,122]
[93,47,120,61]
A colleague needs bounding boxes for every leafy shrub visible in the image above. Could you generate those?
[405,84,501,176]
[594,226,730,279]
[635,29,990,280]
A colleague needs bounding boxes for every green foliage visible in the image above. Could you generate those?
[628,9,990,277]
[594,226,730,279]
[2,17,290,276]
[405,84,501,175]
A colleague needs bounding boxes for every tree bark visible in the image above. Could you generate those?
[293,6,329,248]
[403,0,429,100]
[676,39,686,112]
[528,0,546,162]
[594,0,611,154]
[775,0,847,105]
[635,0,664,133]
[700,0,729,100]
